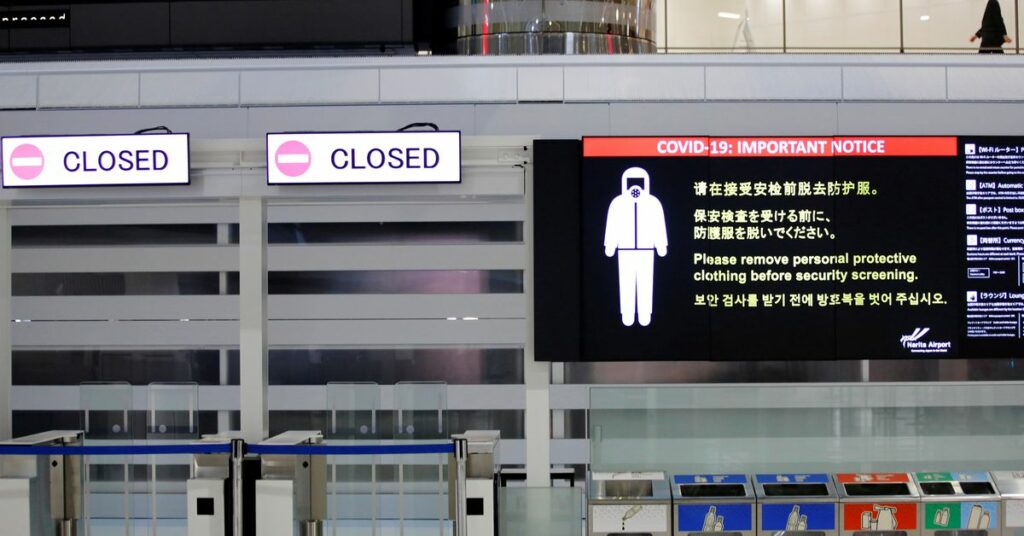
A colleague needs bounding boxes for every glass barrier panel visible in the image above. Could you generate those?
[590,383,1024,475]
[147,383,198,535]
[325,382,380,536]
[394,382,450,535]
[80,382,134,536]
[147,383,198,441]
[498,487,583,536]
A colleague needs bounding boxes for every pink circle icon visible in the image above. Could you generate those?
[275,140,311,178]
[9,143,44,180]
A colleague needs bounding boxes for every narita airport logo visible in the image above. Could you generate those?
[900,327,952,354]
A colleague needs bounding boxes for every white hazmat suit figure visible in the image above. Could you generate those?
[603,167,668,327]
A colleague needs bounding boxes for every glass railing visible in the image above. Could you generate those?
[590,382,1024,475]
[498,487,584,535]
[655,0,1022,54]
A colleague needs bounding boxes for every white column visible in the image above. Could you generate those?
[0,206,10,440]
[239,198,268,443]
[550,363,565,440]
[216,223,231,433]
[523,163,551,487]
[524,358,551,487]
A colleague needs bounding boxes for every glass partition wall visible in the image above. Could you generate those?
[590,383,1024,475]
[656,0,1021,53]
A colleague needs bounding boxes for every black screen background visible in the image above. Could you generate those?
[703,155,838,360]
[833,155,962,359]
[581,156,710,361]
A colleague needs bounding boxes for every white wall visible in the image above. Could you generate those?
[0,55,1024,114]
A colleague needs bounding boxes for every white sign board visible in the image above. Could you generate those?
[266,131,461,185]
[1,133,190,188]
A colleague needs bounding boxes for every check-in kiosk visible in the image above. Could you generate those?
[588,471,673,536]
[835,473,921,536]
[0,431,83,536]
[914,472,1001,536]
[991,472,1024,536]
[673,474,756,536]
[255,431,326,536]
[754,473,839,536]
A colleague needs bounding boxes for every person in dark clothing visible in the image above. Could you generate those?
[970,0,1012,53]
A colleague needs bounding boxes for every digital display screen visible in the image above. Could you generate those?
[533,136,1024,361]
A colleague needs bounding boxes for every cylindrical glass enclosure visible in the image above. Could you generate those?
[451,0,657,54]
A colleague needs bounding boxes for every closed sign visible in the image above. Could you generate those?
[2,133,190,188]
[266,131,461,185]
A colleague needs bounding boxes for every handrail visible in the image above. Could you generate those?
[248,442,455,456]
[0,443,233,456]
[658,46,1019,52]
[0,441,455,456]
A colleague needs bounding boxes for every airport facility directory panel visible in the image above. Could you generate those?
[534,136,1024,361]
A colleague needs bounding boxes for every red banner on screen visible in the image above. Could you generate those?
[711,137,833,157]
[832,137,958,156]
[583,137,709,157]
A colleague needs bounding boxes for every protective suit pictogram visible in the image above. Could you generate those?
[603,167,668,327]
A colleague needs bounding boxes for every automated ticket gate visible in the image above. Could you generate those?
[754,473,839,536]
[673,474,756,536]
[255,431,327,536]
[992,472,1024,536]
[835,473,921,536]
[913,472,1001,536]
[450,431,500,536]
[187,435,243,536]
[588,471,673,536]
[0,431,83,536]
